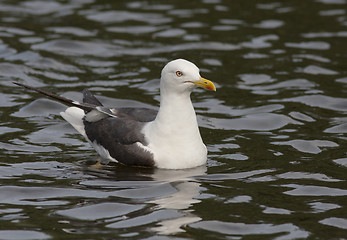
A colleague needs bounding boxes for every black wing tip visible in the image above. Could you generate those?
[13,81,26,87]
[83,88,103,107]
[13,81,75,106]
[13,81,43,92]
[13,82,101,114]
[82,88,91,94]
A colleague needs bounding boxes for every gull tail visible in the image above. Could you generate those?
[13,82,95,112]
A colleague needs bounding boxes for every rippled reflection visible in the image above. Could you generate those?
[1,0,347,239]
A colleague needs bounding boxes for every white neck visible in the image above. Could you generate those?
[142,89,207,169]
[154,91,198,132]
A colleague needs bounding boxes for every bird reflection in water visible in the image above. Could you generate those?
[148,166,206,234]
[83,162,206,235]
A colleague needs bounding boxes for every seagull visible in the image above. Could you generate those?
[14,59,216,169]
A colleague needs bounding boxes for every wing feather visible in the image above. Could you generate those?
[84,117,155,167]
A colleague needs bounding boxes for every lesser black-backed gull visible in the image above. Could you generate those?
[14,59,216,169]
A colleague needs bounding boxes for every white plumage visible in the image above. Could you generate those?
[16,59,216,169]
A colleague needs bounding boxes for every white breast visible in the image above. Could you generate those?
[142,120,207,169]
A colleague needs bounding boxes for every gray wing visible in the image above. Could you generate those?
[111,108,157,122]
[13,84,157,166]
[84,117,155,167]
[82,89,157,167]
[83,88,157,122]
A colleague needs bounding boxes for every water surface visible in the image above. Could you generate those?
[1,0,347,239]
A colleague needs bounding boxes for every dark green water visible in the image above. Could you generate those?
[1,0,347,239]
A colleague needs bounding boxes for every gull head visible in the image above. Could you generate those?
[160,59,216,95]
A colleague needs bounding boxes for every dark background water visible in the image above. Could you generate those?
[1,0,347,239]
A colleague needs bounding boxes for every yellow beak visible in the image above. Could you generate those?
[192,77,216,91]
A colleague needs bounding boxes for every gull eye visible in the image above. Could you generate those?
[176,71,183,77]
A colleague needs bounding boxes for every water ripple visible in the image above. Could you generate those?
[0,230,50,240]
[284,184,347,196]
[56,202,145,221]
[1,0,347,239]
[190,221,310,239]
